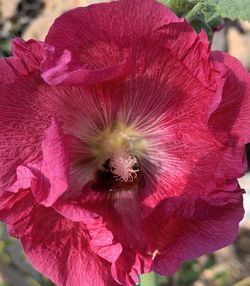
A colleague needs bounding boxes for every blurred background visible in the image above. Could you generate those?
[0,0,250,285]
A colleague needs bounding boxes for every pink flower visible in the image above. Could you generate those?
[0,0,249,285]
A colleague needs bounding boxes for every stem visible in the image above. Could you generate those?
[185,2,204,22]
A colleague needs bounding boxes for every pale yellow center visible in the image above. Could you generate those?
[88,121,148,170]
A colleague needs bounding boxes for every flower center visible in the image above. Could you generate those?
[89,121,147,168]
[89,122,146,192]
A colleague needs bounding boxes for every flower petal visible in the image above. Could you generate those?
[4,120,69,207]
[11,38,44,71]
[54,185,150,284]
[0,42,78,193]
[0,38,43,86]
[7,165,36,193]
[142,193,244,275]
[41,44,133,85]
[54,196,123,264]
[111,252,151,286]
[41,0,180,85]
[20,207,119,286]
[0,189,33,226]
[0,54,56,192]
[210,51,250,144]
[33,119,69,206]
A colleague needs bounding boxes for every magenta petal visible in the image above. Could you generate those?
[45,0,179,50]
[210,51,250,144]
[41,44,133,86]
[42,0,180,86]
[54,187,148,280]
[54,195,123,264]
[20,207,119,286]
[0,38,43,86]
[0,57,29,86]
[0,190,33,226]
[8,120,70,207]
[53,197,98,222]
[112,252,151,286]
[11,38,44,71]
[88,219,123,264]
[0,48,56,193]
[32,119,69,206]
[143,194,244,275]
[7,165,36,193]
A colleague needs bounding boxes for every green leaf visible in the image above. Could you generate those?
[191,15,213,38]
[160,0,197,16]
[204,0,250,21]
[160,0,250,22]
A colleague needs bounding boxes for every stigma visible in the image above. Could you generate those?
[110,150,139,182]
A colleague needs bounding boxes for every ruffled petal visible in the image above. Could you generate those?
[0,48,56,192]
[7,165,36,193]
[54,185,150,284]
[32,119,69,206]
[4,120,69,207]
[0,38,43,86]
[142,193,244,275]
[152,23,223,89]
[0,189,33,227]
[41,0,181,85]
[111,252,151,286]
[11,38,44,71]
[41,44,133,85]
[0,42,84,193]
[19,206,119,286]
[210,52,250,144]
[54,196,123,264]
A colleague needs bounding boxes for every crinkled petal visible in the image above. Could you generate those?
[54,185,150,284]
[41,44,133,85]
[0,62,55,192]
[7,165,36,193]
[19,206,119,286]
[11,38,44,71]
[0,45,77,193]
[142,193,244,275]
[4,120,69,207]
[32,119,69,206]
[153,24,221,89]
[55,190,126,265]
[42,0,180,85]
[88,219,123,264]
[54,196,123,264]
[0,189,33,226]
[210,51,250,144]
[0,38,43,86]
[111,252,151,286]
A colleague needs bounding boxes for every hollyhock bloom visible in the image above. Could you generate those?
[0,0,249,285]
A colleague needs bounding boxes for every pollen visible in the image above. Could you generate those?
[110,150,139,182]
